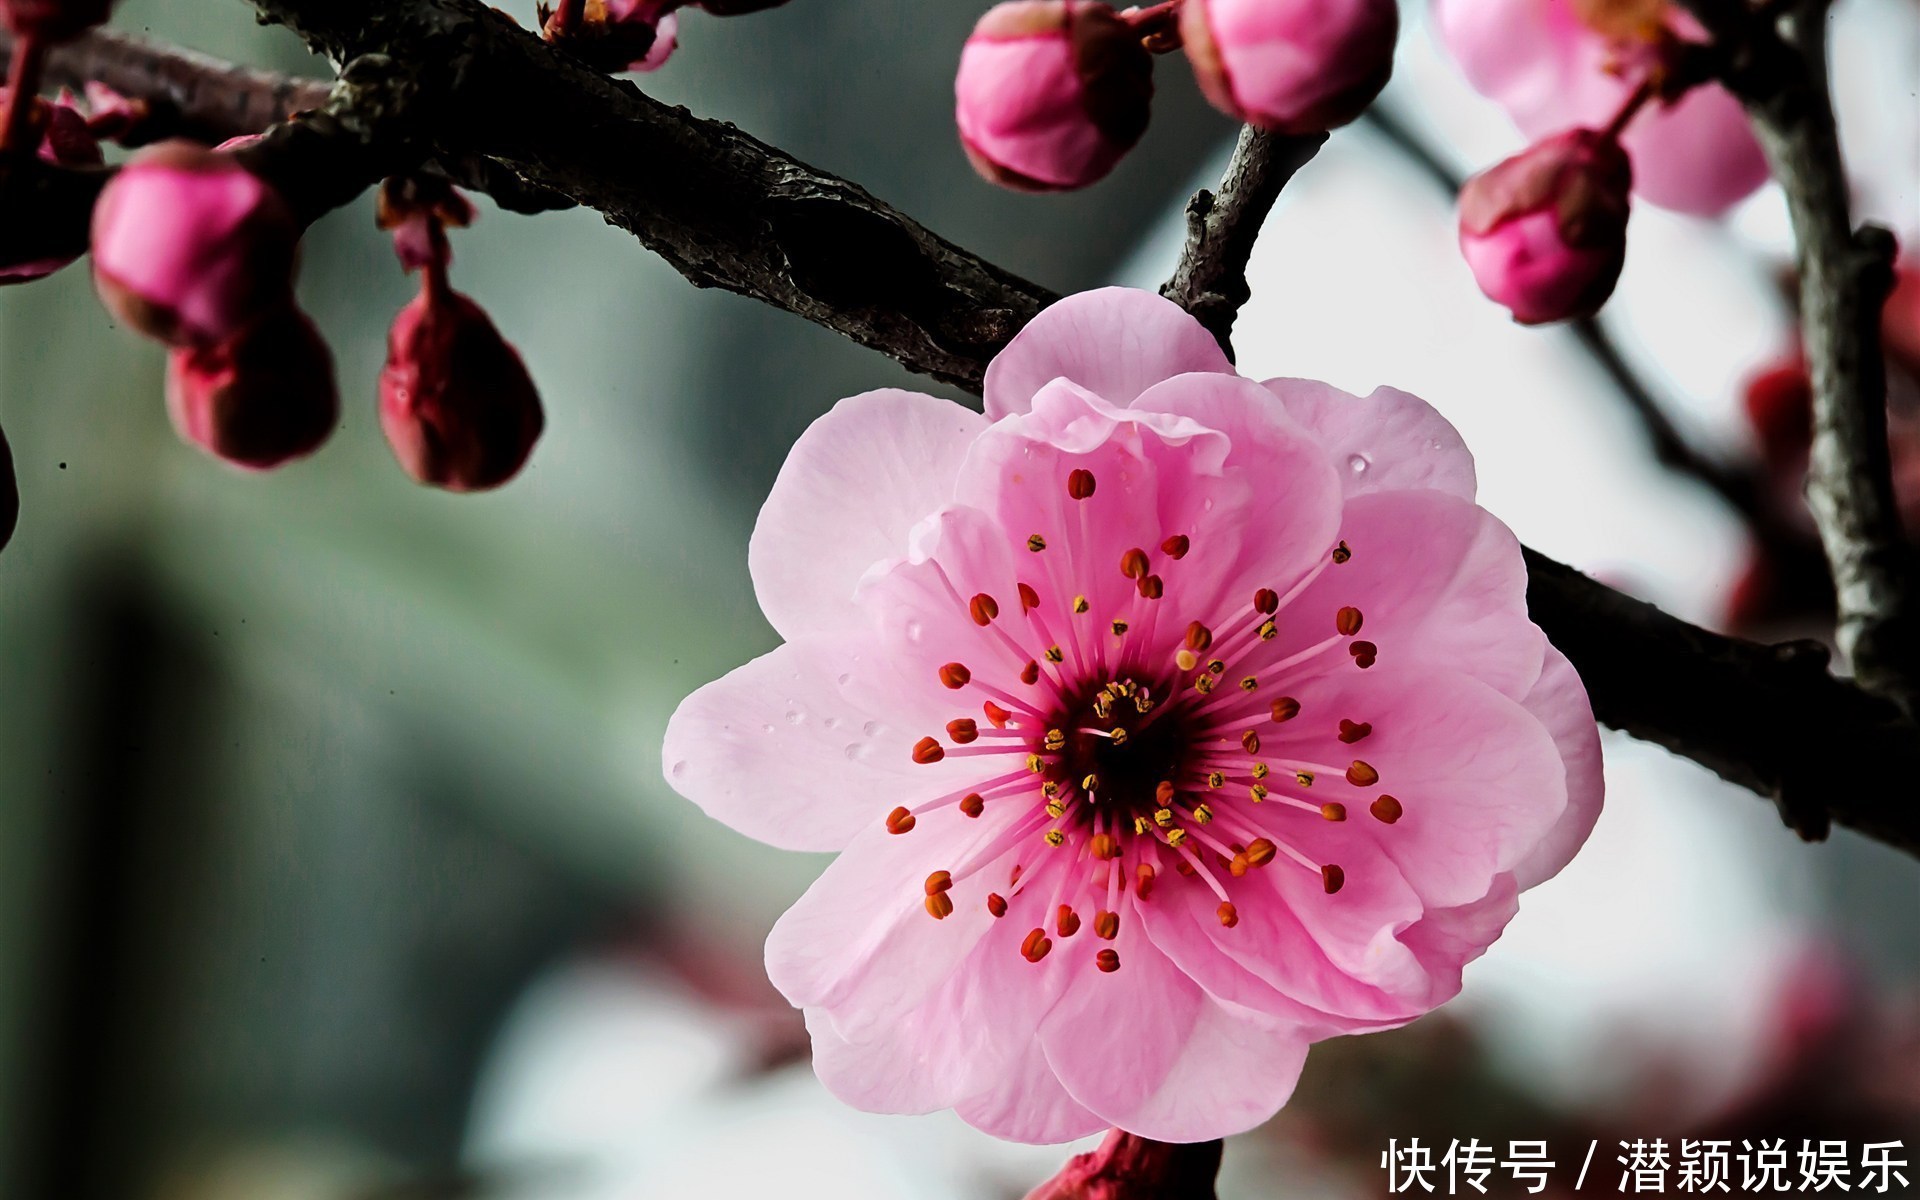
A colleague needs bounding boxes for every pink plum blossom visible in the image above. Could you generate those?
[90,140,300,347]
[663,288,1603,1143]
[1181,0,1398,134]
[1433,0,1768,216]
[955,0,1154,192]
[1458,128,1633,324]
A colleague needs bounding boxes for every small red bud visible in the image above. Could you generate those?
[0,91,102,285]
[91,140,300,347]
[1023,1130,1223,1200]
[380,289,544,492]
[164,307,339,469]
[1458,129,1633,325]
[955,0,1153,192]
[542,0,679,72]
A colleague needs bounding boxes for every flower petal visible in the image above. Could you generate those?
[982,288,1233,419]
[956,1038,1108,1144]
[1261,379,1477,500]
[750,388,988,641]
[1508,645,1604,890]
[1098,999,1312,1143]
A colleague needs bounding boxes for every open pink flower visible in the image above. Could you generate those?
[663,288,1603,1143]
[1433,0,1768,216]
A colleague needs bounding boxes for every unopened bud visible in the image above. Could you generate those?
[380,289,544,492]
[1181,0,1397,133]
[0,91,102,285]
[1458,129,1632,325]
[1024,1130,1223,1200]
[3,0,110,42]
[955,0,1153,192]
[543,0,678,72]
[164,307,338,469]
[91,140,299,347]
[0,421,17,553]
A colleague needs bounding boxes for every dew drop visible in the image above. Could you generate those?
[843,743,867,761]
[862,720,882,737]
[669,760,689,779]
[824,715,841,729]
[1347,453,1371,475]
[785,709,806,725]
[837,672,852,686]
[763,723,776,733]
[905,620,925,643]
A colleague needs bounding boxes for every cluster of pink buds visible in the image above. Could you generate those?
[377,177,544,492]
[538,0,791,73]
[955,0,1397,191]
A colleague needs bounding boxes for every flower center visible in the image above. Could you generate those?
[887,464,1397,974]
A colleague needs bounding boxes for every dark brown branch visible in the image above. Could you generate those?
[1160,125,1326,358]
[1677,0,1920,712]
[14,2,1920,854]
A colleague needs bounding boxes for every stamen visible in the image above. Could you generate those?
[1349,640,1378,668]
[1019,582,1041,611]
[1253,588,1279,614]
[1206,771,1225,788]
[1044,645,1065,663]
[1239,676,1258,692]
[1021,660,1041,685]
[1332,540,1352,564]
[1271,697,1301,722]
[1176,649,1199,671]
[1251,763,1270,780]
[1044,829,1066,847]
[1258,619,1277,641]
[1028,534,1047,552]
[1295,771,1315,787]
[947,719,979,744]
[1120,548,1150,579]
[987,892,1008,917]
[1217,901,1239,928]
[1027,753,1046,773]
[1056,905,1081,937]
[1161,534,1190,559]
[1072,595,1090,614]
[960,793,986,818]
[939,663,971,689]
[1155,780,1177,805]
[983,701,1013,728]
[1090,833,1119,860]
[1346,760,1380,787]
[1067,468,1097,500]
[1320,802,1348,821]
[1137,574,1164,599]
[1096,948,1121,973]
[1153,808,1175,827]
[1110,619,1129,635]
[925,870,953,894]
[886,806,916,834]
[1322,864,1346,894]
[1370,794,1404,823]
[1244,838,1276,867]
[1094,910,1119,939]
[1021,928,1052,962]
[969,593,1000,625]
[1166,828,1191,849]
[1338,718,1372,743]
[1194,674,1216,695]
[1241,730,1261,753]
[912,737,944,764]
[1185,622,1213,652]
[1191,803,1214,824]
[1135,862,1156,899]
[925,893,954,919]
[1336,606,1364,636]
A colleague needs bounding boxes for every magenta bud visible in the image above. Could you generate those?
[0,90,104,285]
[543,0,679,72]
[164,307,339,469]
[1181,0,1397,134]
[90,140,300,348]
[0,422,17,554]
[380,290,544,492]
[955,0,1154,192]
[1458,129,1633,326]
[2,0,110,42]
[1023,1131,1223,1200]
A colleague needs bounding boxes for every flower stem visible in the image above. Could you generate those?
[0,33,46,159]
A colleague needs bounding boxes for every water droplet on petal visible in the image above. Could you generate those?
[763,723,776,734]
[862,721,882,737]
[843,743,867,761]
[669,760,688,779]
[1347,453,1371,475]
[785,709,805,725]
[836,672,852,686]
[905,620,924,643]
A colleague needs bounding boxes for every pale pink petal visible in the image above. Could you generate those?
[1620,83,1772,217]
[1393,874,1522,1005]
[957,1041,1108,1144]
[749,388,988,640]
[1038,924,1205,1124]
[1100,999,1312,1142]
[982,288,1234,419]
[1508,645,1605,888]
[1263,379,1477,499]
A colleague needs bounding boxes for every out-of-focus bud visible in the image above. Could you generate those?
[1742,352,1813,473]
[1458,128,1632,325]
[955,0,1153,192]
[380,289,544,492]
[542,0,679,72]
[0,421,17,554]
[1023,1131,1222,1200]
[2,0,110,42]
[91,140,300,347]
[1181,0,1397,133]
[77,81,149,141]
[164,307,338,469]
[0,90,104,285]
[694,0,789,12]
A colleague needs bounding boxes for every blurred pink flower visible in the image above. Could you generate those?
[955,0,1153,192]
[663,288,1603,1144]
[1432,0,1768,216]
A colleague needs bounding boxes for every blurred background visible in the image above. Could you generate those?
[0,0,1916,1196]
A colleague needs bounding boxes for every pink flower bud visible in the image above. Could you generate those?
[0,422,17,554]
[543,0,678,72]
[0,90,104,285]
[955,0,1154,192]
[380,290,544,492]
[164,307,339,469]
[2,0,110,42]
[1458,129,1632,325]
[1023,1131,1222,1200]
[1180,0,1397,133]
[90,140,300,348]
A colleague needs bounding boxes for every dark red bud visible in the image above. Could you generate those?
[380,289,544,492]
[1024,1131,1223,1200]
[164,307,339,469]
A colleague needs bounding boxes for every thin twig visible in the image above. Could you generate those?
[1160,125,1326,358]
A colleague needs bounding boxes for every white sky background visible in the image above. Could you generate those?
[466,3,1920,1195]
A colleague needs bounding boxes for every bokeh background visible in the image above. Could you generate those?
[1,1,1916,1197]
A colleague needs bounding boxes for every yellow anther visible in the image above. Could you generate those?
[1153,808,1174,827]
[1251,762,1270,780]
[1028,534,1048,552]
[1073,595,1090,614]
[1296,771,1315,787]
[1206,771,1224,788]
[1192,804,1214,824]
[1044,829,1066,847]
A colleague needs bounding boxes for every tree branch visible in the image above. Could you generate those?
[1160,125,1326,358]
[10,2,1920,855]
[1678,0,1920,711]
